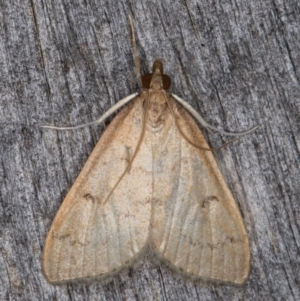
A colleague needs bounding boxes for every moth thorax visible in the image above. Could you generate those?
[147,92,167,128]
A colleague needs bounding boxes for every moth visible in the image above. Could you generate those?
[42,18,257,285]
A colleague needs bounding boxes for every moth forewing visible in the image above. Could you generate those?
[42,96,152,283]
[149,96,250,285]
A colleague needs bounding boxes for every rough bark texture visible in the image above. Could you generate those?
[0,0,299,300]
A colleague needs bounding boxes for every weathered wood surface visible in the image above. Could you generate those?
[0,0,299,300]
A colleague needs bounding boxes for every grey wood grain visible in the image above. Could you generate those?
[0,0,299,300]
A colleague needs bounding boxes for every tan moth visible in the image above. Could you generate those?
[42,17,257,285]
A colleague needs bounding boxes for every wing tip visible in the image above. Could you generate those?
[42,243,151,285]
[152,250,250,286]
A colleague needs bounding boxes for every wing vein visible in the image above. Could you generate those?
[162,132,183,256]
[197,213,204,277]
[183,206,191,268]
[113,202,122,267]
[94,202,99,276]
[234,241,238,281]
[208,211,213,278]
[186,205,199,274]
[96,204,106,275]
[56,206,76,280]
[54,231,63,281]
[171,139,190,265]
[82,202,94,277]
[177,200,193,268]
[103,208,110,272]
[129,212,135,256]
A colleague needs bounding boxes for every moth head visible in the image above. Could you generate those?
[142,59,171,90]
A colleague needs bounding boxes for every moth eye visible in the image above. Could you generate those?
[142,74,152,89]
[162,75,171,90]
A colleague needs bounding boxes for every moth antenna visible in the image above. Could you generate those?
[40,121,99,131]
[95,93,138,124]
[41,93,138,130]
[129,15,142,86]
[166,93,258,152]
[184,0,200,39]
[172,93,260,137]
[102,92,149,205]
